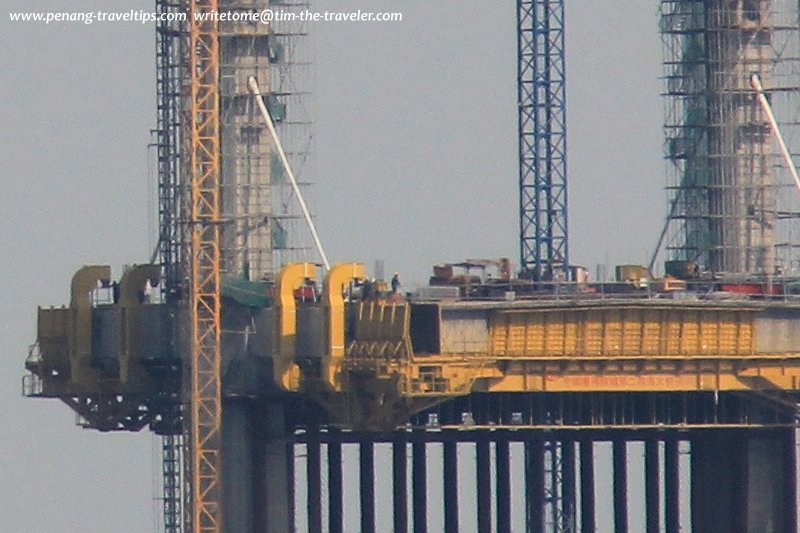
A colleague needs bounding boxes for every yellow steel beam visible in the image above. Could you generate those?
[69,265,111,309]
[276,262,316,390]
[323,263,364,390]
[69,265,111,385]
[396,357,800,394]
[118,264,160,308]
[187,1,222,532]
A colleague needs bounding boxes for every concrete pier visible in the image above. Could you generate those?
[691,429,797,533]
[222,401,293,533]
[443,441,459,533]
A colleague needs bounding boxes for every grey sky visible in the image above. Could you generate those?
[1,1,664,531]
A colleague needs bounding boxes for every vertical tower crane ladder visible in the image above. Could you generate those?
[187,1,223,531]
[517,0,569,281]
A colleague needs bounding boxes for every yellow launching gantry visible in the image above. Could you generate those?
[268,262,800,430]
[26,262,800,433]
[24,265,174,432]
[271,262,366,391]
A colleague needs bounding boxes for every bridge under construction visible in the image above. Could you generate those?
[22,1,800,532]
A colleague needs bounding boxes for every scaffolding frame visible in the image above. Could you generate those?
[268,0,314,267]
[661,0,800,275]
[155,1,188,531]
[213,0,313,281]
[218,0,274,280]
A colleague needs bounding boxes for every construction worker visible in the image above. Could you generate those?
[362,279,375,301]
[391,272,400,294]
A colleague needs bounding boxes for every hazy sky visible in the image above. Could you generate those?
[1,1,664,531]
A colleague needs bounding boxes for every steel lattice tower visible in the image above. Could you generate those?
[517,0,569,281]
[519,4,571,531]
[186,0,223,530]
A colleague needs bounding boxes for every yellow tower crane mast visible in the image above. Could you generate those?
[187,1,223,531]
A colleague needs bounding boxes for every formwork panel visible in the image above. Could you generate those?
[642,311,662,355]
[679,311,700,355]
[564,313,579,355]
[583,310,604,357]
[544,312,565,355]
[603,308,624,356]
[619,309,638,355]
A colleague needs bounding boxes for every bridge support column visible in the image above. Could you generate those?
[222,399,254,533]
[306,427,322,533]
[476,434,492,533]
[579,439,595,533]
[665,437,680,533]
[645,439,660,533]
[613,439,628,533]
[443,440,459,533]
[328,430,343,533]
[412,432,427,533]
[691,429,796,533]
[496,437,511,533]
[251,402,293,533]
[393,432,408,533]
[360,439,376,533]
[222,400,294,533]
[525,439,544,532]
[562,439,576,531]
